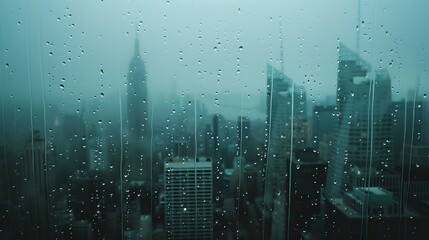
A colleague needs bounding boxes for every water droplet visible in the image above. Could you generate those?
[100,69,104,74]
[59,84,65,89]
[238,46,243,51]
[49,52,53,56]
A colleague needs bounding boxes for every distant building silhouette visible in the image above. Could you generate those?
[264,64,307,239]
[312,105,338,149]
[237,116,250,158]
[22,131,52,239]
[290,148,327,239]
[325,43,393,198]
[126,34,151,182]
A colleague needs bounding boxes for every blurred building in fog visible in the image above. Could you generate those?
[237,116,250,159]
[126,35,152,182]
[265,63,308,240]
[312,105,338,150]
[325,43,394,198]
[22,131,53,239]
[290,148,327,238]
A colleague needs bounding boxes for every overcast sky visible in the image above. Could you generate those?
[1,0,428,119]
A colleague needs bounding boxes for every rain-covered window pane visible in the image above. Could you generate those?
[1,1,428,239]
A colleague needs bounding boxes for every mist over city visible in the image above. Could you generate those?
[1,0,429,239]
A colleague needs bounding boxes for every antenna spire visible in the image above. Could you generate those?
[279,16,285,74]
[356,0,361,55]
[134,23,140,57]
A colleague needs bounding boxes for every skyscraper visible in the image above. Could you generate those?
[265,64,307,186]
[265,64,307,240]
[325,43,393,198]
[164,157,213,240]
[312,105,338,149]
[23,131,52,239]
[126,35,151,182]
[236,116,250,158]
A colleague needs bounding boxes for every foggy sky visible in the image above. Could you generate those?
[1,0,428,120]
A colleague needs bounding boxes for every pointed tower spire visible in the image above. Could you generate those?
[126,25,150,182]
[134,30,140,57]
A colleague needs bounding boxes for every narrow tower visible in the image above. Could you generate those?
[126,33,151,182]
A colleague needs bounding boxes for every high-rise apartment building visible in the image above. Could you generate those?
[164,157,213,239]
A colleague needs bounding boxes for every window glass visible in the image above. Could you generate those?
[1,0,428,239]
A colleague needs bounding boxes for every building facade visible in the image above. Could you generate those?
[325,43,394,198]
[164,157,213,239]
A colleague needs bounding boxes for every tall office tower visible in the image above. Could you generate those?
[290,148,327,239]
[236,116,250,158]
[392,99,426,165]
[164,157,213,239]
[312,105,338,149]
[203,124,212,157]
[265,64,307,240]
[423,99,429,144]
[22,131,52,239]
[212,114,223,206]
[325,43,393,198]
[212,115,220,159]
[126,35,151,182]
[265,64,307,184]
[48,109,87,182]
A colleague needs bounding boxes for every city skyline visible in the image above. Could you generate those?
[1,1,429,239]
[1,1,428,116]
